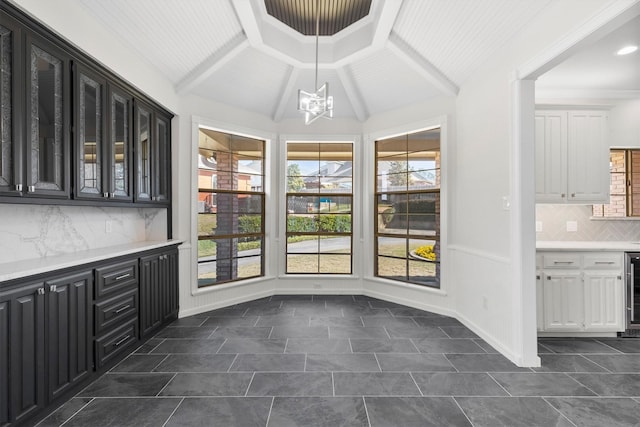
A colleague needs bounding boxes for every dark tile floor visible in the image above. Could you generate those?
[37,295,640,427]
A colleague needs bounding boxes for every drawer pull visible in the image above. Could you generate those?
[115,273,131,281]
[114,304,131,314]
[114,335,130,347]
[553,261,574,264]
[594,261,615,265]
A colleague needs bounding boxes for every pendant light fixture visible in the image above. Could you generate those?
[297,0,334,125]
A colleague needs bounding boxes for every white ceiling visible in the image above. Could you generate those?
[77,0,638,122]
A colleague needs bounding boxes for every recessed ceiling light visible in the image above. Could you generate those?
[616,45,638,55]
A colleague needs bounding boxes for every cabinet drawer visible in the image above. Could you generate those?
[94,289,138,335]
[543,254,581,268]
[95,260,138,299]
[95,318,138,369]
[583,253,622,269]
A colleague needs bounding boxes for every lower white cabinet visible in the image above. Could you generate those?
[537,251,624,334]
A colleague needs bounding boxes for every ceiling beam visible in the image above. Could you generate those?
[387,31,459,97]
[272,66,300,122]
[336,66,368,122]
[175,32,248,94]
[371,0,402,47]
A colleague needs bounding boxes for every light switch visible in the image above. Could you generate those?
[566,220,578,232]
[536,221,543,232]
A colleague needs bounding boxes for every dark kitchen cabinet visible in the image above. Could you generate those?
[0,14,73,200]
[24,31,71,199]
[46,271,93,401]
[139,248,178,338]
[74,64,134,203]
[0,282,46,425]
[0,13,24,197]
[1,3,172,211]
[134,100,171,205]
[0,270,92,425]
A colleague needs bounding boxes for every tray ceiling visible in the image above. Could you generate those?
[76,0,638,123]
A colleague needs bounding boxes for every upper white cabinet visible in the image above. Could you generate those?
[535,108,609,204]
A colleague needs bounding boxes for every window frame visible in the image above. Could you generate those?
[196,126,266,288]
[374,128,441,288]
[593,148,640,218]
[284,140,355,275]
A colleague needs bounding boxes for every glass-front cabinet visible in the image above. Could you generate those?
[134,100,170,204]
[107,84,132,201]
[0,14,21,196]
[25,32,70,198]
[0,3,171,207]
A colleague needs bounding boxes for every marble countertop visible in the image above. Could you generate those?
[537,240,640,252]
[0,240,182,283]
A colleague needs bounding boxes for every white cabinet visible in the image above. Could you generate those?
[537,251,624,334]
[535,108,609,204]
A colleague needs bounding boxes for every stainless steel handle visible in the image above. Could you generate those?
[553,261,574,264]
[114,335,130,347]
[16,184,22,192]
[115,274,131,281]
[595,261,615,265]
[114,304,130,314]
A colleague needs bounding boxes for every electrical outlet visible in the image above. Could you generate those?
[105,220,112,233]
[482,296,488,310]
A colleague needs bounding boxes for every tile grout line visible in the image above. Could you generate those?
[541,396,579,427]
[486,372,512,397]
[264,396,275,427]
[451,396,475,427]
[155,372,178,397]
[361,396,372,427]
[161,396,185,427]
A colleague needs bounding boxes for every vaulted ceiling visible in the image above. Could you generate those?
[76,0,638,123]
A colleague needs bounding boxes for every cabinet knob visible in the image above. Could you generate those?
[571,193,575,198]
[16,184,23,192]
[28,185,35,193]
[49,285,57,292]
[37,288,45,295]
[104,192,110,198]
[561,193,566,198]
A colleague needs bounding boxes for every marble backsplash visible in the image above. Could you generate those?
[0,204,167,263]
[536,204,640,241]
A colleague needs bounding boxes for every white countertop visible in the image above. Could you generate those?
[0,240,182,283]
[537,240,640,251]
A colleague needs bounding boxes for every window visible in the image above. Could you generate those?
[593,149,640,217]
[286,142,353,274]
[197,128,265,287]
[375,128,441,287]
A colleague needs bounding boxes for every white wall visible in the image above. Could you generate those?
[450,0,631,365]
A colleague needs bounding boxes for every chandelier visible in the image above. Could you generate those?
[298,0,334,125]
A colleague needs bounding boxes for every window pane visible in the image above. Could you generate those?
[286,141,353,274]
[198,127,264,287]
[287,254,319,273]
[319,236,351,253]
[377,237,407,257]
[377,256,406,280]
[375,128,440,287]
[319,255,351,274]
[288,236,319,253]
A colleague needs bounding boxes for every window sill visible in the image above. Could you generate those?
[590,216,640,221]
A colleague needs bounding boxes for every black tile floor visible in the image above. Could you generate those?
[37,295,640,427]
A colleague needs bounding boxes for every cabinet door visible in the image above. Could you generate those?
[567,111,609,203]
[46,271,93,401]
[536,271,544,331]
[160,249,179,323]
[139,253,162,337]
[583,271,624,331]
[0,13,24,197]
[25,32,70,198]
[134,101,153,202]
[74,64,106,200]
[535,111,567,203]
[107,84,132,201]
[542,271,583,331]
[0,283,46,424]
[153,113,171,203]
